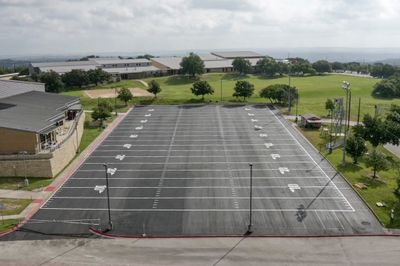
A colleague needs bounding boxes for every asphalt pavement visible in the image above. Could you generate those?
[4,104,383,240]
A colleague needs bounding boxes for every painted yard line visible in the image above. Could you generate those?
[83,161,313,165]
[99,144,299,147]
[89,154,310,158]
[52,196,344,200]
[40,207,354,212]
[77,168,324,172]
[62,185,338,189]
[107,133,290,137]
[102,139,295,142]
[70,176,328,180]
[268,108,355,212]
[93,149,303,152]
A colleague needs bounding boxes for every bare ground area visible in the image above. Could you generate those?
[84,88,153,98]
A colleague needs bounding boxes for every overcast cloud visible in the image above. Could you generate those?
[0,0,399,56]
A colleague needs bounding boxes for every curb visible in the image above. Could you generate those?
[89,227,400,240]
[0,109,132,238]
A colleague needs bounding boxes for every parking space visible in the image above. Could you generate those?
[13,104,383,238]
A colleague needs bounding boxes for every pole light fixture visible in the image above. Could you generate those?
[247,163,253,234]
[341,81,351,165]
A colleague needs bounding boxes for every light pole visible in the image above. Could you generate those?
[103,163,113,231]
[247,163,253,234]
[19,151,29,187]
[295,91,299,123]
[342,81,351,165]
[114,88,117,116]
[288,64,292,114]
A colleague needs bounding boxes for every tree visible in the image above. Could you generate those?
[137,54,154,60]
[191,80,214,100]
[38,70,64,93]
[312,60,332,74]
[256,58,279,76]
[345,136,367,164]
[259,84,298,106]
[232,58,252,75]
[325,99,335,116]
[365,150,389,179]
[91,100,113,127]
[180,52,205,77]
[117,88,133,106]
[288,57,315,76]
[331,62,344,72]
[62,69,89,88]
[147,80,161,98]
[233,80,254,101]
[372,79,398,98]
[87,69,110,86]
[370,63,396,78]
[353,114,389,148]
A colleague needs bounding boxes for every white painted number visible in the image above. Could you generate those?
[245,108,251,111]
[94,185,106,194]
[254,125,263,130]
[135,126,143,130]
[279,167,290,174]
[259,133,268,137]
[115,154,126,161]
[129,134,138,138]
[264,143,274,148]
[145,114,151,117]
[123,144,132,149]
[140,119,147,123]
[288,184,300,192]
[251,119,258,122]
[248,113,255,116]
[148,109,154,112]
[107,168,117,175]
[271,154,280,160]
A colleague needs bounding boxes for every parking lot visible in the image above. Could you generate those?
[10,104,383,239]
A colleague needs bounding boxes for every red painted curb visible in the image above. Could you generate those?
[0,110,131,238]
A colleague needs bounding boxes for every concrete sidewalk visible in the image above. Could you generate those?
[0,236,399,265]
[0,112,128,223]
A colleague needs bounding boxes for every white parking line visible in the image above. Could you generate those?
[70,176,329,180]
[62,185,339,189]
[83,161,314,165]
[52,196,345,200]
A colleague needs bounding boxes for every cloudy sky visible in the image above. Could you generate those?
[0,0,399,56]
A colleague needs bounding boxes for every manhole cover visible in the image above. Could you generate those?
[361,221,371,226]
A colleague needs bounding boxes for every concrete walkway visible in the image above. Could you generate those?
[1,236,400,265]
[0,112,128,222]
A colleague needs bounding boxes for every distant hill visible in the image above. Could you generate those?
[0,58,30,68]
[375,58,400,66]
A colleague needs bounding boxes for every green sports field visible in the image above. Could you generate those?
[63,73,400,120]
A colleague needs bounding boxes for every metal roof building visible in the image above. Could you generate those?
[0,80,45,99]
[210,51,263,59]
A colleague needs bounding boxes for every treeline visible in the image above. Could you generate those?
[32,69,111,93]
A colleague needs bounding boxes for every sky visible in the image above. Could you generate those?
[0,0,400,56]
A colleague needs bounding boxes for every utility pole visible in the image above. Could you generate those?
[357,97,361,125]
[220,79,223,102]
[342,81,351,165]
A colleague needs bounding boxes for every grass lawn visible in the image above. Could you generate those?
[297,126,400,228]
[80,114,116,152]
[0,219,19,233]
[0,177,52,191]
[0,198,32,216]
[63,73,400,120]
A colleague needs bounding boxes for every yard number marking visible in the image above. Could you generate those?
[123,144,132,149]
[115,155,126,161]
[94,185,106,194]
[107,168,117,175]
[288,184,300,192]
[135,126,143,130]
[129,134,138,138]
[264,143,274,148]
[279,167,290,174]
[271,154,280,160]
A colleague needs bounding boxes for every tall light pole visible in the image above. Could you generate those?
[103,163,113,231]
[342,81,351,165]
[247,163,253,234]
[288,63,292,114]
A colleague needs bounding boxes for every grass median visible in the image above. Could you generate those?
[297,126,400,228]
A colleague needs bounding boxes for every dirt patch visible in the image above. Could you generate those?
[84,88,153,99]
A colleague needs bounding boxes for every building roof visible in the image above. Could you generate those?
[0,91,80,133]
[31,61,96,68]
[210,51,263,59]
[199,54,225,61]
[92,58,150,65]
[0,80,45,99]
[39,65,98,74]
[103,65,160,74]
[151,57,183,70]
